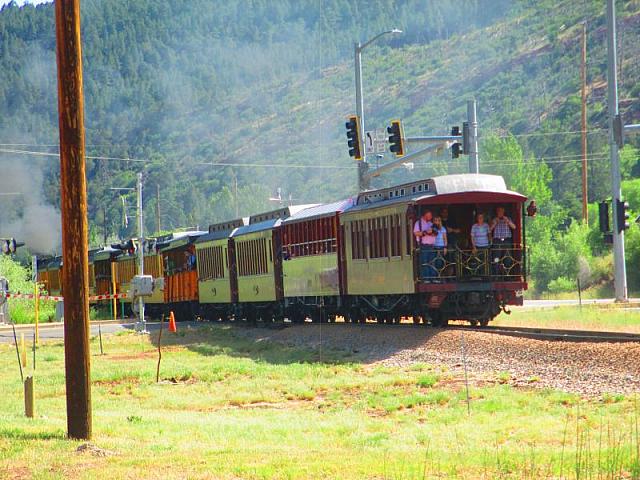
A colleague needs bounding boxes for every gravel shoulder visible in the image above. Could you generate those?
[232,323,640,396]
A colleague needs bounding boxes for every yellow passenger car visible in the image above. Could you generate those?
[195,218,246,319]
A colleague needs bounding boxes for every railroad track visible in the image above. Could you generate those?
[451,324,640,342]
[261,320,640,343]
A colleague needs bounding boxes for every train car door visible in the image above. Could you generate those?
[227,239,239,303]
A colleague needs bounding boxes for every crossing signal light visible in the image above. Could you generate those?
[462,122,470,155]
[345,115,363,160]
[1,238,18,255]
[598,201,610,233]
[616,199,630,232]
[451,126,462,159]
[387,120,405,157]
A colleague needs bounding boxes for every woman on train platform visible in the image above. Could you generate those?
[413,209,437,280]
[432,215,448,281]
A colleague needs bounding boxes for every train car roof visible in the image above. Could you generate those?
[157,231,207,252]
[37,255,63,269]
[282,198,356,224]
[420,174,526,205]
[248,204,319,225]
[231,204,320,236]
[89,246,121,262]
[347,174,525,213]
[231,218,282,237]
[195,218,248,243]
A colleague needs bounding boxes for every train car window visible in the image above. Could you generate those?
[406,217,413,257]
[368,219,375,258]
[361,220,367,259]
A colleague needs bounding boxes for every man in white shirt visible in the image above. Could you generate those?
[414,210,437,280]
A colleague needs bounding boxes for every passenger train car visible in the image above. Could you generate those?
[36,174,530,326]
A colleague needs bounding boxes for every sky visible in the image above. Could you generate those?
[0,0,51,7]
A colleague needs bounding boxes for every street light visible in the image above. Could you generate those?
[355,29,403,192]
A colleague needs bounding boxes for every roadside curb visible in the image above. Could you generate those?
[0,319,133,332]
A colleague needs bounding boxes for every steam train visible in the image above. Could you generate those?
[37,174,531,326]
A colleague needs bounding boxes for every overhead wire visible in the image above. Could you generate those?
[0,145,616,170]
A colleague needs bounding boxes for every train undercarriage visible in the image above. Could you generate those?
[186,290,518,327]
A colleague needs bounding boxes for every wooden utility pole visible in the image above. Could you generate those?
[156,184,161,234]
[580,22,588,224]
[54,0,92,440]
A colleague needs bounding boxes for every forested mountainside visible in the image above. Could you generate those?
[0,0,638,262]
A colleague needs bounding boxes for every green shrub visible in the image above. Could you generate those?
[0,256,56,324]
[547,276,576,294]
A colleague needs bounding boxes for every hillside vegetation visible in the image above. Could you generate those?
[0,0,639,293]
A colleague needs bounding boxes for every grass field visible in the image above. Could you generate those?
[494,305,640,333]
[0,325,639,479]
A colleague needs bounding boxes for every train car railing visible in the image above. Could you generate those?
[418,246,526,282]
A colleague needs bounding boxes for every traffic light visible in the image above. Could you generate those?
[616,199,630,232]
[462,122,470,155]
[345,115,363,160]
[451,126,462,159]
[598,201,610,233]
[1,238,17,255]
[387,120,405,157]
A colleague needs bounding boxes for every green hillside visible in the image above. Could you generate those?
[0,0,639,292]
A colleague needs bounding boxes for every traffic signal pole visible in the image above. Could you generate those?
[136,172,147,333]
[54,0,92,439]
[606,0,628,302]
[467,100,479,174]
[354,42,369,192]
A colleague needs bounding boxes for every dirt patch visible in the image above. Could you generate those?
[93,376,140,387]
[0,466,31,480]
[157,375,198,385]
[76,443,118,457]
[106,351,157,361]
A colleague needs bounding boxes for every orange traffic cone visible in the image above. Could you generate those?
[168,311,177,333]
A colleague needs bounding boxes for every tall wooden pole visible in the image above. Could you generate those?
[54,0,92,440]
[580,22,589,224]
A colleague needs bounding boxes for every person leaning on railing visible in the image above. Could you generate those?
[414,209,437,280]
[470,213,490,253]
[432,215,448,282]
[489,206,516,277]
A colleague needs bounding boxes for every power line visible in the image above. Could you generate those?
[197,161,355,170]
[0,146,615,170]
[0,147,148,163]
[482,128,607,139]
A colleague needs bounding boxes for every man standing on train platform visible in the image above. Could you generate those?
[439,207,461,248]
[414,209,437,280]
[490,206,516,277]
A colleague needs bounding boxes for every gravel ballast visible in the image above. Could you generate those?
[232,323,640,396]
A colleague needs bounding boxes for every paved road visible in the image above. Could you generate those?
[523,298,640,308]
[0,321,196,343]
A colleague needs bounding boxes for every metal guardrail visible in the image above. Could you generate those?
[418,247,525,281]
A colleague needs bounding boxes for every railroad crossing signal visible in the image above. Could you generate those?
[616,199,630,232]
[462,122,470,154]
[1,238,22,255]
[387,120,405,157]
[598,201,610,233]
[345,115,363,160]
[451,126,462,159]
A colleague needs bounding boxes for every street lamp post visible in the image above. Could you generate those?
[354,29,402,192]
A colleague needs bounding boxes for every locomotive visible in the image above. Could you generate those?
[37,173,530,326]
